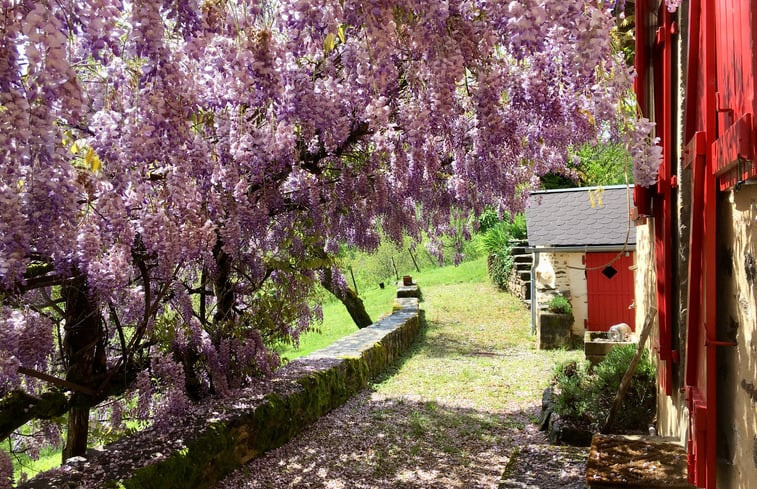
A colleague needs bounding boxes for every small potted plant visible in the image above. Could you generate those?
[547,295,573,315]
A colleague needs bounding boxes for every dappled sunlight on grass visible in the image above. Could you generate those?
[219,257,587,488]
[370,277,583,412]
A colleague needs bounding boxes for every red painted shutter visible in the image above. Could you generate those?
[682,0,720,487]
[652,2,675,397]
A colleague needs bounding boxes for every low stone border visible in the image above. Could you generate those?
[21,289,421,489]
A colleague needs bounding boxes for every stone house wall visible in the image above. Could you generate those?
[533,251,586,339]
[714,185,757,486]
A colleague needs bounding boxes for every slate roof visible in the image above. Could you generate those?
[525,185,635,247]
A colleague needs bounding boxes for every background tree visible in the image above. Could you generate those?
[540,142,634,189]
[0,0,661,481]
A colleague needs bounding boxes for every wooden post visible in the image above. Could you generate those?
[602,307,657,433]
[408,249,421,272]
[348,265,359,295]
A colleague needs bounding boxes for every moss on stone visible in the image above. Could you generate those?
[28,297,421,489]
[114,422,236,489]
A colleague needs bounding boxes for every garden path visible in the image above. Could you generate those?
[216,280,587,488]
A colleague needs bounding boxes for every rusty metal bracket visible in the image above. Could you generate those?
[735,155,751,190]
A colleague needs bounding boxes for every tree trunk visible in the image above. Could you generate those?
[61,273,105,461]
[213,239,234,325]
[319,266,373,329]
[62,405,89,461]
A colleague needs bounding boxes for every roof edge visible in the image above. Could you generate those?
[526,245,636,253]
[529,184,633,196]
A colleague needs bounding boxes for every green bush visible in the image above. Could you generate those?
[477,208,499,233]
[551,344,656,432]
[487,252,514,290]
[509,213,527,241]
[591,345,656,431]
[479,213,527,290]
[539,142,633,190]
[551,360,593,425]
[547,295,572,315]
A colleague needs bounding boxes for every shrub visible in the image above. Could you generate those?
[509,213,527,241]
[487,252,515,290]
[547,295,572,315]
[479,213,527,290]
[551,344,656,432]
[551,360,593,425]
[591,345,656,431]
[477,208,500,233]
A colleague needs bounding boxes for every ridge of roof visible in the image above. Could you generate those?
[529,184,632,195]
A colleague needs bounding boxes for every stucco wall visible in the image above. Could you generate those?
[633,0,690,448]
[716,186,757,488]
[534,251,586,337]
[634,219,680,439]
[634,217,691,443]
[636,166,757,489]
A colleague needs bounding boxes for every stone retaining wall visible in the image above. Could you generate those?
[21,287,421,489]
[506,241,532,305]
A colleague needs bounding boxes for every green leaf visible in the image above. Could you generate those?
[85,147,102,172]
[324,33,336,54]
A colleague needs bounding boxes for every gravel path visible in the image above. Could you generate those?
[216,281,588,489]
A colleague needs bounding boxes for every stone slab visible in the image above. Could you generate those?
[586,434,696,488]
[396,283,420,298]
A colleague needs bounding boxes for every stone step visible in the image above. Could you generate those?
[509,246,528,256]
[518,270,530,281]
[586,434,696,488]
[513,254,533,263]
[396,283,420,298]
[515,262,531,272]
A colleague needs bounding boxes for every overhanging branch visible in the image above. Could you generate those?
[0,389,69,441]
[17,367,97,396]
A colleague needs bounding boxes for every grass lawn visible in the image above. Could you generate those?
[218,254,587,488]
[5,445,61,484]
[373,257,578,412]
[13,255,535,484]
[278,256,490,360]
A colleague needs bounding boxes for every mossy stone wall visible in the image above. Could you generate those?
[21,290,420,489]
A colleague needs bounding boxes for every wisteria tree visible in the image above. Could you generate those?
[0,0,662,481]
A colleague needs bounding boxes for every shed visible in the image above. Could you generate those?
[525,185,636,347]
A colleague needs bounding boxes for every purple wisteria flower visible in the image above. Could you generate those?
[0,0,655,477]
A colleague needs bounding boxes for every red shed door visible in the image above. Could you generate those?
[585,252,636,331]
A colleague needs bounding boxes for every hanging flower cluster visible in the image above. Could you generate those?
[0,0,654,481]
